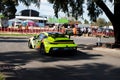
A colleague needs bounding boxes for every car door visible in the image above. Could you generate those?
[35,33,47,48]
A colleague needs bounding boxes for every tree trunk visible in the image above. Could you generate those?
[95,0,120,47]
[113,23,120,45]
[113,0,120,47]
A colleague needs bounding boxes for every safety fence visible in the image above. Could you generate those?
[92,31,114,37]
[0,27,58,34]
[0,27,114,37]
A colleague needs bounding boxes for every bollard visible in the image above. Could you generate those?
[97,35,102,47]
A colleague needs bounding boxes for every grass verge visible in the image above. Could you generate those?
[0,33,37,37]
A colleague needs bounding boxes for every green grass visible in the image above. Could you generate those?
[0,33,37,37]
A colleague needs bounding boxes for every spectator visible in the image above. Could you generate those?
[105,29,109,37]
[61,25,65,34]
[73,26,77,36]
[88,28,92,36]
[67,24,70,29]
[81,27,84,34]
[57,24,60,32]
[25,25,29,30]
[53,24,56,31]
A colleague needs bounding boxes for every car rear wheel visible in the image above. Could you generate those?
[28,41,33,49]
[40,44,46,55]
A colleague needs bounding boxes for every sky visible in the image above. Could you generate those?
[16,0,114,22]
[16,0,58,17]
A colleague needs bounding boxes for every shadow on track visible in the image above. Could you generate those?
[0,39,28,43]
[0,50,102,64]
[4,63,120,80]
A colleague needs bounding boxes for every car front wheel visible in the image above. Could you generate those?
[28,41,33,49]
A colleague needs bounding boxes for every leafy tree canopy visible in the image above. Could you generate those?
[84,19,89,24]
[0,0,40,19]
[96,18,107,27]
[47,0,114,21]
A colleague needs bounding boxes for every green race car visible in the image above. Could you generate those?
[28,32,77,54]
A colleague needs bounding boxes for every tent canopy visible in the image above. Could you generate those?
[48,18,68,24]
[9,18,23,22]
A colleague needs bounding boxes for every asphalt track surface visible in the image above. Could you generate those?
[0,36,120,80]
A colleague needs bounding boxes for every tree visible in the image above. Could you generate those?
[47,0,120,47]
[84,19,89,24]
[106,21,112,26]
[96,18,106,27]
[0,0,40,19]
[0,0,18,19]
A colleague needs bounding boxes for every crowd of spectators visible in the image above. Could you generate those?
[0,22,114,37]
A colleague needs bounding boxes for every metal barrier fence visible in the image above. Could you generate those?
[92,31,114,37]
[0,27,114,37]
[0,27,58,34]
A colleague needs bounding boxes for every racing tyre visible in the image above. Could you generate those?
[40,45,46,55]
[28,41,33,49]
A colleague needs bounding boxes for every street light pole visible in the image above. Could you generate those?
[29,0,31,17]
[29,9,31,17]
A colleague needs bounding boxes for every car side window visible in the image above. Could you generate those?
[38,33,47,40]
